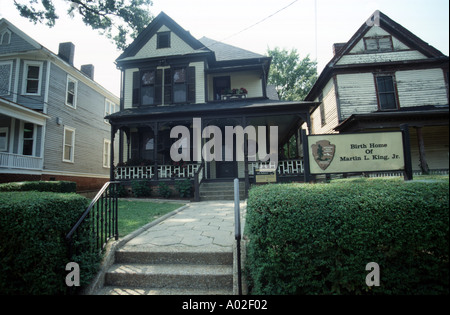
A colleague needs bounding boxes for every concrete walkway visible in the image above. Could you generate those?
[92,200,247,295]
[121,200,246,252]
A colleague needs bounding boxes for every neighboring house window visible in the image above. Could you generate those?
[63,126,75,162]
[22,61,43,95]
[103,139,111,168]
[375,75,399,110]
[0,29,11,45]
[0,61,12,96]
[364,36,393,52]
[0,127,8,151]
[104,99,117,123]
[21,122,35,156]
[157,32,171,49]
[65,75,78,108]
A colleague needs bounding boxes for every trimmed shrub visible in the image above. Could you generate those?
[245,178,449,295]
[175,179,192,198]
[131,180,152,197]
[0,181,77,193]
[0,191,94,295]
[158,182,171,198]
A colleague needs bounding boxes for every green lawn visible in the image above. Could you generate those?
[117,199,185,237]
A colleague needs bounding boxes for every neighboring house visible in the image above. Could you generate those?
[107,12,316,197]
[305,11,449,174]
[0,19,119,192]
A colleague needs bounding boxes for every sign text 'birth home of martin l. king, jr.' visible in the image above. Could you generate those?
[308,131,406,175]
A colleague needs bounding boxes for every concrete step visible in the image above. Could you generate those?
[115,250,233,265]
[104,263,233,290]
[96,286,232,295]
[199,181,245,201]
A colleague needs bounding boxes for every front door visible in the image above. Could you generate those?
[216,143,237,178]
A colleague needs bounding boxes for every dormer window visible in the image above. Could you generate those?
[364,36,393,52]
[157,32,171,49]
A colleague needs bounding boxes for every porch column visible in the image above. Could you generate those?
[153,122,159,180]
[110,126,116,181]
[242,116,249,198]
[415,126,430,174]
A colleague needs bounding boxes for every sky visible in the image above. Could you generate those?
[0,0,449,97]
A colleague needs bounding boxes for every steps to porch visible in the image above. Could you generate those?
[199,180,245,201]
[98,248,233,295]
[94,200,245,295]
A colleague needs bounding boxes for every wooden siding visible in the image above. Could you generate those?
[0,27,36,56]
[336,73,378,120]
[44,63,113,177]
[125,25,204,61]
[310,79,339,134]
[337,26,427,65]
[396,69,448,107]
[409,126,449,171]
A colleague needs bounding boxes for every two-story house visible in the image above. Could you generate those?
[305,11,449,175]
[0,18,119,192]
[107,12,317,198]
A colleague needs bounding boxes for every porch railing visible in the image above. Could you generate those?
[249,159,304,176]
[0,152,43,170]
[115,163,200,180]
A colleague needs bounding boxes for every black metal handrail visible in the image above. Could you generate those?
[234,178,242,295]
[194,161,205,202]
[66,181,120,260]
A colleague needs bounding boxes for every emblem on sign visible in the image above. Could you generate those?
[311,140,336,170]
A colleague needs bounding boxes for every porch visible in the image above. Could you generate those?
[106,98,317,199]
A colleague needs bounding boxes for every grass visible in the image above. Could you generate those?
[117,199,185,237]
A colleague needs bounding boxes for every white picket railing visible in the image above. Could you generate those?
[115,163,200,180]
[0,152,43,170]
[249,159,304,175]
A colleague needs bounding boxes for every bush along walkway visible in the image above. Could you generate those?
[95,200,246,295]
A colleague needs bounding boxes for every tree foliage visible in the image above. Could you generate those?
[267,47,317,101]
[13,0,154,50]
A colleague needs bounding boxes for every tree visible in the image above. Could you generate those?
[267,47,317,101]
[13,0,153,50]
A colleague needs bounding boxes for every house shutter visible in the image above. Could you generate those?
[132,71,140,107]
[164,68,172,105]
[155,69,163,105]
[187,66,196,103]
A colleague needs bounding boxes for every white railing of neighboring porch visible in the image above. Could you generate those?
[0,152,43,170]
[249,159,304,175]
[115,163,200,180]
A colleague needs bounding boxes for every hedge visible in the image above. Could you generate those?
[0,191,97,295]
[245,178,449,295]
[0,181,77,193]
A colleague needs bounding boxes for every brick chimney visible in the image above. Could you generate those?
[58,42,75,66]
[80,64,95,80]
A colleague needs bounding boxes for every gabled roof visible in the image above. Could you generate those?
[116,11,210,62]
[305,10,449,101]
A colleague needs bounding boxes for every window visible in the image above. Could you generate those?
[22,61,43,95]
[65,75,78,108]
[375,75,398,110]
[157,32,171,49]
[63,126,75,162]
[22,123,35,156]
[103,139,111,168]
[0,29,11,45]
[104,99,117,123]
[364,36,393,52]
[134,66,195,106]
[0,61,12,96]
[0,127,8,151]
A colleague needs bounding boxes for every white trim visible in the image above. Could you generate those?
[103,138,111,168]
[0,127,8,151]
[0,97,48,125]
[0,60,13,96]
[65,74,78,109]
[62,126,75,163]
[43,61,51,114]
[21,60,44,96]
[0,29,11,45]
[18,121,37,156]
[104,98,116,123]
